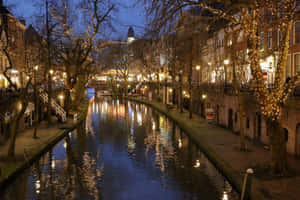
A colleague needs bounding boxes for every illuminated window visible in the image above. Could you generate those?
[294,53,300,75]
[268,30,272,49]
[277,30,282,46]
[227,35,232,46]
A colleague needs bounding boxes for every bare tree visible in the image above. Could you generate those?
[52,0,115,110]
[0,7,32,157]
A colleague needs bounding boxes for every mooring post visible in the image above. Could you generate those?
[241,168,254,200]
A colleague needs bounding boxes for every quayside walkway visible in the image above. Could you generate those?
[0,114,83,189]
[128,97,300,200]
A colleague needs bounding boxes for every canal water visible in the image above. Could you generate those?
[1,98,239,200]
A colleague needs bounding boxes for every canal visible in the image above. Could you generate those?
[1,98,239,200]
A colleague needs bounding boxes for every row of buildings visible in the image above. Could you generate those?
[0,1,46,89]
[0,1,52,142]
[124,5,300,156]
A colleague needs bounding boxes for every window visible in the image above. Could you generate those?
[286,55,291,78]
[260,32,264,50]
[268,30,272,49]
[296,0,300,9]
[235,112,238,123]
[295,22,300,44]
[284,129,288,142]
[238,31,244,42]
[278,30,282,47]
[227,35,232,46]
[268,10,272,22]
[246,118,250,129]
[295,54,300,75]
[290,29,292,46]
[261,9,264,26]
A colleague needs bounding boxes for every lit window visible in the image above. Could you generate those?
[227,35,232,46]
[268,31,272,49]
[278,30,282,46]
[260,32,264,50]
[294,54,300,75]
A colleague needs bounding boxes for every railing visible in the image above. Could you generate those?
[39,90,67,122]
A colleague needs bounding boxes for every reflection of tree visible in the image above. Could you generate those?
[144,114,174,175]
[81,152,103,199]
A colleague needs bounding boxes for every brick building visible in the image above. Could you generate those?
[195,6,300,156]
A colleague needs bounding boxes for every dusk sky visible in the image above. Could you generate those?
[6,0,147,40]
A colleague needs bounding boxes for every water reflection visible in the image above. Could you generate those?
[1,97,239,200]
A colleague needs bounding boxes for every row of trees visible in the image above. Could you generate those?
[0,0,117,158]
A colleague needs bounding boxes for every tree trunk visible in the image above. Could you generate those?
[64,88,71,115]
[179,74,183,113]
[73,74,86,109]
[7,101,27,158]
[189,83,193,119]
[267,119,288,174]
[47,73,52,125]
[188,66,193,119]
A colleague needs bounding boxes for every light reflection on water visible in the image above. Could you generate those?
[2,97,239,200]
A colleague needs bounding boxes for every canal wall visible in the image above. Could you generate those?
[126,96,265,200]
[0,100,89,191]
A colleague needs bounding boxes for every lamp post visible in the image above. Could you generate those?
[33,65,39,139]
[195,65,200,87]
[224,59,230,86]
[47,69,54,125]
[195,65,201,113]
[179,69,183,113]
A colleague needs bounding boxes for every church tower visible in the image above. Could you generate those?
[127,26,135,43]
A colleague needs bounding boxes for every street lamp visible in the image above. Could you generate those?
[49,69,54,75]
[224,59,230,65]
[195,65,201,86]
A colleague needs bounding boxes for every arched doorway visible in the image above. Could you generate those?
[228,109,233,130]
[256,113,262,141]
[296,123,300,158]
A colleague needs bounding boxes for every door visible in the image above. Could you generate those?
[216,105,220,124]
[257,113,262,141]
[228,109,233,130]
[296,124,300,158]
